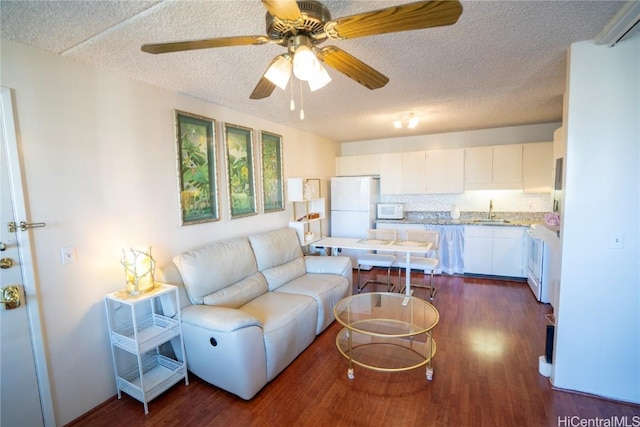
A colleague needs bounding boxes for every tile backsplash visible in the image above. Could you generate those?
[380,190,553,213]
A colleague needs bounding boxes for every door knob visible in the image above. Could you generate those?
[1,285,21,310]
[0,258,14,269]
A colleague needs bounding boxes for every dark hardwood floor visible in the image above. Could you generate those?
[69,270,639,426]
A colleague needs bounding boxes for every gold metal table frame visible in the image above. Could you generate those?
[333,292,439,380]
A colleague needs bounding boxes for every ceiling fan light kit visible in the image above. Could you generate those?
[141,0,463,109]
[264,55,292,90]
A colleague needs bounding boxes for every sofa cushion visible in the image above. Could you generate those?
[203,272,269,309]
[248,228,305,290]
[240,292,317,381]
[173,237,258,305]
[276,273,350,334]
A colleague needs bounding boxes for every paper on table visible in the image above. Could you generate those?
[401,241,430,247]
[357,239,394,245]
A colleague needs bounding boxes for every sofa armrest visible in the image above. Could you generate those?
[182,305,261,333]
[304,255,353,286]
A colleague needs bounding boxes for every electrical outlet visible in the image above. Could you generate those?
[61,246,77,264]
[610,233,624,249]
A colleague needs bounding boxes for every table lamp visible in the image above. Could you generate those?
[121,246,155,295]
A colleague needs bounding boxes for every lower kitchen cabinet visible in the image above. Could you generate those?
[464,226,526,278]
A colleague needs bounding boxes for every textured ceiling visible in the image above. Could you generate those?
[0,0,626,142]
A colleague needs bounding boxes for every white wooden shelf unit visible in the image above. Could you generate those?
[287,178,326,246]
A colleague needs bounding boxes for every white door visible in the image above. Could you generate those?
[1,88,53,426]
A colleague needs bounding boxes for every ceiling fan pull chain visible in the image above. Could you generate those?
[290,75,295,111]
[299,80,305,120]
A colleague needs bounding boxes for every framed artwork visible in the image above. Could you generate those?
[174,110,219,225]
[260,131,284,213]
[223,123,257,218]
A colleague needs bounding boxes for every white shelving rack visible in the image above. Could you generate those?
[287,178,326,246]
[104,283,188,414]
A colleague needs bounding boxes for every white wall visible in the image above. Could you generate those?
[340,122,561,155]
[0,40,339,425]
[552,38,639,403]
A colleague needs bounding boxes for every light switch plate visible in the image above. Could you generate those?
[61,246,77,264]
[610,233,624,249]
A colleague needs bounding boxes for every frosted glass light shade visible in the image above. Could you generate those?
[264,56,292,90]
[307,65,331,91]
[293,46,321,81]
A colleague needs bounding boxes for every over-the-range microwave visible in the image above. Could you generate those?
[377,203,404,220]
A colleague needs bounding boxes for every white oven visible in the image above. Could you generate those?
[526,227,550,303]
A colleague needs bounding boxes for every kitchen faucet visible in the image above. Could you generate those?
[489,199,494,219]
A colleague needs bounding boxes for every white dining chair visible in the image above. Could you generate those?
[395,229,440,300]
[356,229,397,293]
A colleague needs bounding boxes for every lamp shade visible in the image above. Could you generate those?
[264,55,292,90]
[121,246,156,295]
[293,45,321,81]
[307,65,332,91]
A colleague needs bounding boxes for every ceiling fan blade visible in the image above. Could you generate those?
[261,0,302,21]
[250,56,282,99]
[324,0,462,40]
[250,77,277,99]
[317,46,389,90]
[141,35,269,54]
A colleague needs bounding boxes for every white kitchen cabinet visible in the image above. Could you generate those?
[465,145,523,190]
[464,226,526,277]
[491,227,526,277]
[522,142,553,193]
[379,150,434,194]
[336,154,380,176]
[336,156,359,176]
[493,144,522,187]
[426,149,464,194]
[464,146,493,187]
[401,151,427,194]
[358,154,380,175]
[463,226,493,275]
[379,152,403,194]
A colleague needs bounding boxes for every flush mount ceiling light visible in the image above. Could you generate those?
[393,113,420,129]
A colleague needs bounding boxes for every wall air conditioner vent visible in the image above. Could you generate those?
[595,0,640,47]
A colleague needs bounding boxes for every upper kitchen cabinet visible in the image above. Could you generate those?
[336,154,380,176]
[379,152,403,194]
[401,151,427,194]
[379,151,427,194]
[465,144,523,190]
[426,149,464,194]
[522,142,553,193]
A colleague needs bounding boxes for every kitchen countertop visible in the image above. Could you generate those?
[376,211,545,227]
[376,218,536,227]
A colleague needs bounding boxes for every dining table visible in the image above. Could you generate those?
[311,237,433,303]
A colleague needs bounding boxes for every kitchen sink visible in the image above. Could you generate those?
[471,219,511,224]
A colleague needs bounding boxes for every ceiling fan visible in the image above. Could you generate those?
[141,0,463,99]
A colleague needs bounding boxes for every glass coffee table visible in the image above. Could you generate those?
[333,292,439,380]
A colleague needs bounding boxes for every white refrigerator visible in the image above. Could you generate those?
[330,176,380,267]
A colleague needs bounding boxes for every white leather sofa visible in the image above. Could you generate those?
[158,227,352,400]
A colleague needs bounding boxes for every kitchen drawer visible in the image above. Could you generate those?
[464,225,493,238]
